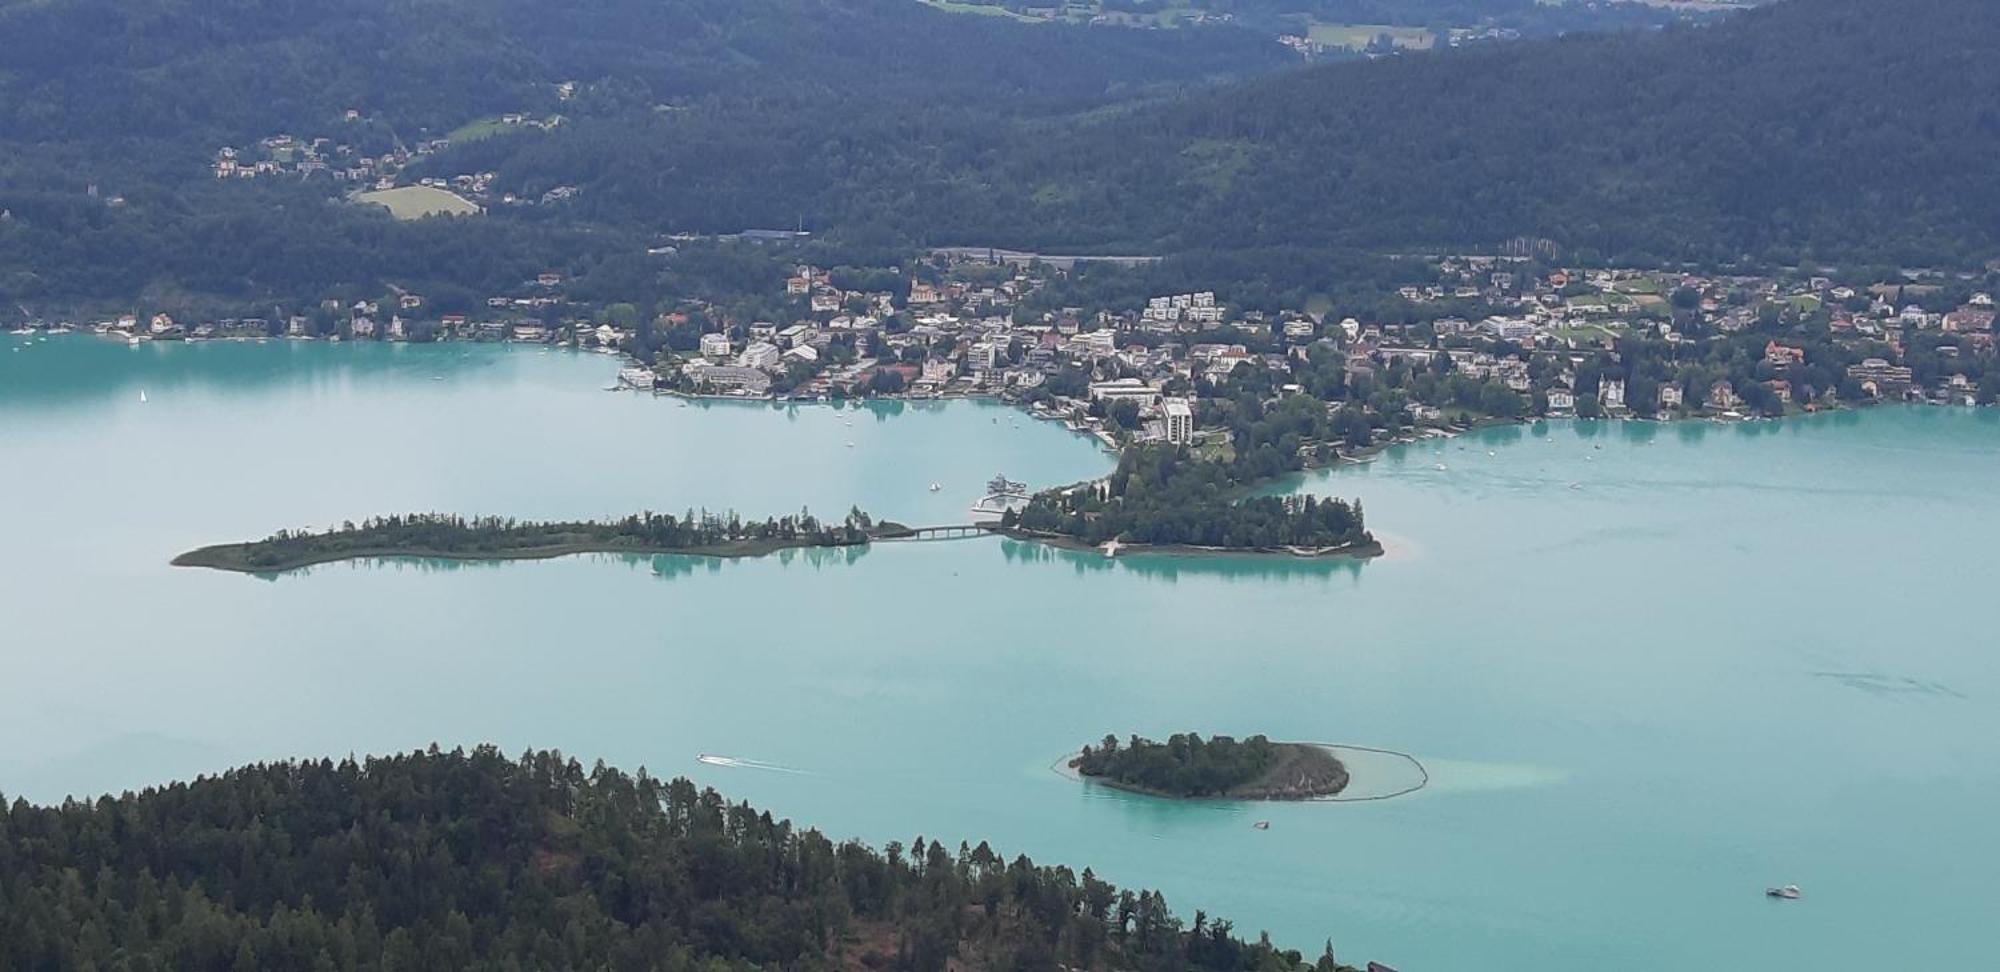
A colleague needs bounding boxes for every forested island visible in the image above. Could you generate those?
[0,746,1377,971]
[1003,446,1379,557]
[174,508,899,572]
[1072,733,1350,800]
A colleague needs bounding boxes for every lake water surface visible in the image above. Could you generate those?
[4,334,1997,970]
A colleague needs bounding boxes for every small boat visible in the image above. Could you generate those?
[1252,820,1271,830]
[1766,885,1801,900]
[138,389,148,403]
[845,441,855,448]
[1567,482,1582,490]
[928,482,942,492]
[1434,463,1447,471]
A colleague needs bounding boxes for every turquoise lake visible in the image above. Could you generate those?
[4,334,1997,970]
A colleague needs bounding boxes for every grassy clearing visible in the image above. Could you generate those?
[448,117,518,143]
[1554,324,1622,345]
[920,0,1041,21]
[356,185,481,220]
[1308,22,1438,50]
[1570,291,1635,309]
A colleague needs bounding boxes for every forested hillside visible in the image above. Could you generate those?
[0,0,1287,306]
[0,746,1364,971]
[1,0,1993,309]
[413,0,2000,269]
[975,0,1999,265]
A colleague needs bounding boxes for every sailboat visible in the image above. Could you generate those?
[138,389,148,403]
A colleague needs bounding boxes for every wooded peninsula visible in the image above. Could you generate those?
[173,508,900,573]
[1072,733,1350,800]
[0,746,1380,972]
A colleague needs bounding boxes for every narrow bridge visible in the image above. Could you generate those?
[893,524,996,541]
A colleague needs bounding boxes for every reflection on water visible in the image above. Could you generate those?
[0,335,547,413]
[228,542,877,583]
[997,539,1367,584]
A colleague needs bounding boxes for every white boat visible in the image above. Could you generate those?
[928,482,942,492]
[138,389,148,403]
[1434,463,1447,471]
[1766,884,1801,900]
[845,441,855,448]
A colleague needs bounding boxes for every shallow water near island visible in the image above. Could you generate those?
[4,334,1999,971]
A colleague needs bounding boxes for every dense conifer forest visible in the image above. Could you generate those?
[0,746,1368,971]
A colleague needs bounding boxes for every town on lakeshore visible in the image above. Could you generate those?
[20,250,1995,463]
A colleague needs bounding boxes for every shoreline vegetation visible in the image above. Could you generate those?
[0,746,1385,972]
[173,509,902,574]
[1072,733,1350,801]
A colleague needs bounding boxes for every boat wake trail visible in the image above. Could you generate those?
[695,754,809,774]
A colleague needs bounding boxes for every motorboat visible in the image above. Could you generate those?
[1252,821,1271,831]
[928,482,942,492]
[1766,885,1801,900]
